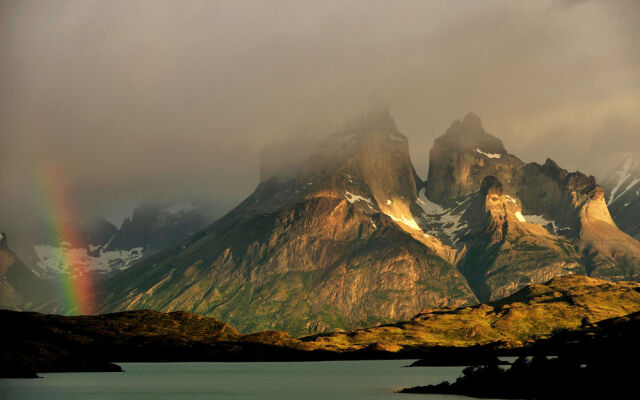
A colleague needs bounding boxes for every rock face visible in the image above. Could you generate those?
[422,115,640,301]
[100,112,476,336]
[0,233,57,310]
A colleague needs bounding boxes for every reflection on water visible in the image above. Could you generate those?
[1,360,482,400]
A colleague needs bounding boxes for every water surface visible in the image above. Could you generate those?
[1,360,479,400]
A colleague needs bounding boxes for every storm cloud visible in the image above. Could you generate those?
[1,0,639,236]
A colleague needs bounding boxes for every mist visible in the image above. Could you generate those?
[1,0,639,241]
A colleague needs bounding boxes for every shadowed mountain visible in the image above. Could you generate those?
[0,233,58,311]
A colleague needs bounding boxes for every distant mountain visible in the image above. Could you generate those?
[588,152,640,241]
[99,112,640,335]
[31,203,216,280]
[0,233,58,311]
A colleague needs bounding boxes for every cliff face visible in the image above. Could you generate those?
[100,112,476,336]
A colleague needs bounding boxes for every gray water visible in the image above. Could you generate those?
[0,360,480,400]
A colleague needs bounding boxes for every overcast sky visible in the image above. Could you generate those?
[1,0,639,235]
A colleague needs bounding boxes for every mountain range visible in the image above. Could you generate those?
[0,202,224,313]
[94,112,640,336]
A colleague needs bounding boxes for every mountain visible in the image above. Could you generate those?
[0,233,58,311]
[418,113,640,301]
[588,152,640,241]
[30,203,216,280]
[98,112,640,335]
[100,112,477,335]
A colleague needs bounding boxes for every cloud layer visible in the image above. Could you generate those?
[1,0,638,235]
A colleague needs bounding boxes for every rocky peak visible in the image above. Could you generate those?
[435,112,506,154]
[425,113,523,204]
[248,111,421,234]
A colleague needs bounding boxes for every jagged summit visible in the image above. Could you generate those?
[435,112,506,155]
[425,113,523,203]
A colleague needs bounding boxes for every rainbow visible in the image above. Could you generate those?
[35,162,95,315]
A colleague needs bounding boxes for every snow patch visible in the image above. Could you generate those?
[475,148,502,159]
[389,134,405,141]
[345,191,374,206]
[416,188,468,244]
[504,195,518,205]
[34,244,145,276]
[386,212,422,231]
[386,199,392,205]
[523,214,558,232]
[608,156,640,204]
[610,178,640,205]
[514,211,527,222]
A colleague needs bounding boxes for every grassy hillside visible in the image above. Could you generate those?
[302,275,640,349]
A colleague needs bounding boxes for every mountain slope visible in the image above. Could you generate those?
[100,112,476,335]
[0,233,58,310]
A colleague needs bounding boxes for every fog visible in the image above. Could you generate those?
[1,0,639,238]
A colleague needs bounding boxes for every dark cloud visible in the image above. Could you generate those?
[1,0,638,239]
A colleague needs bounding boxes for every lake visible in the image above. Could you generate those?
[0,360,482,400]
